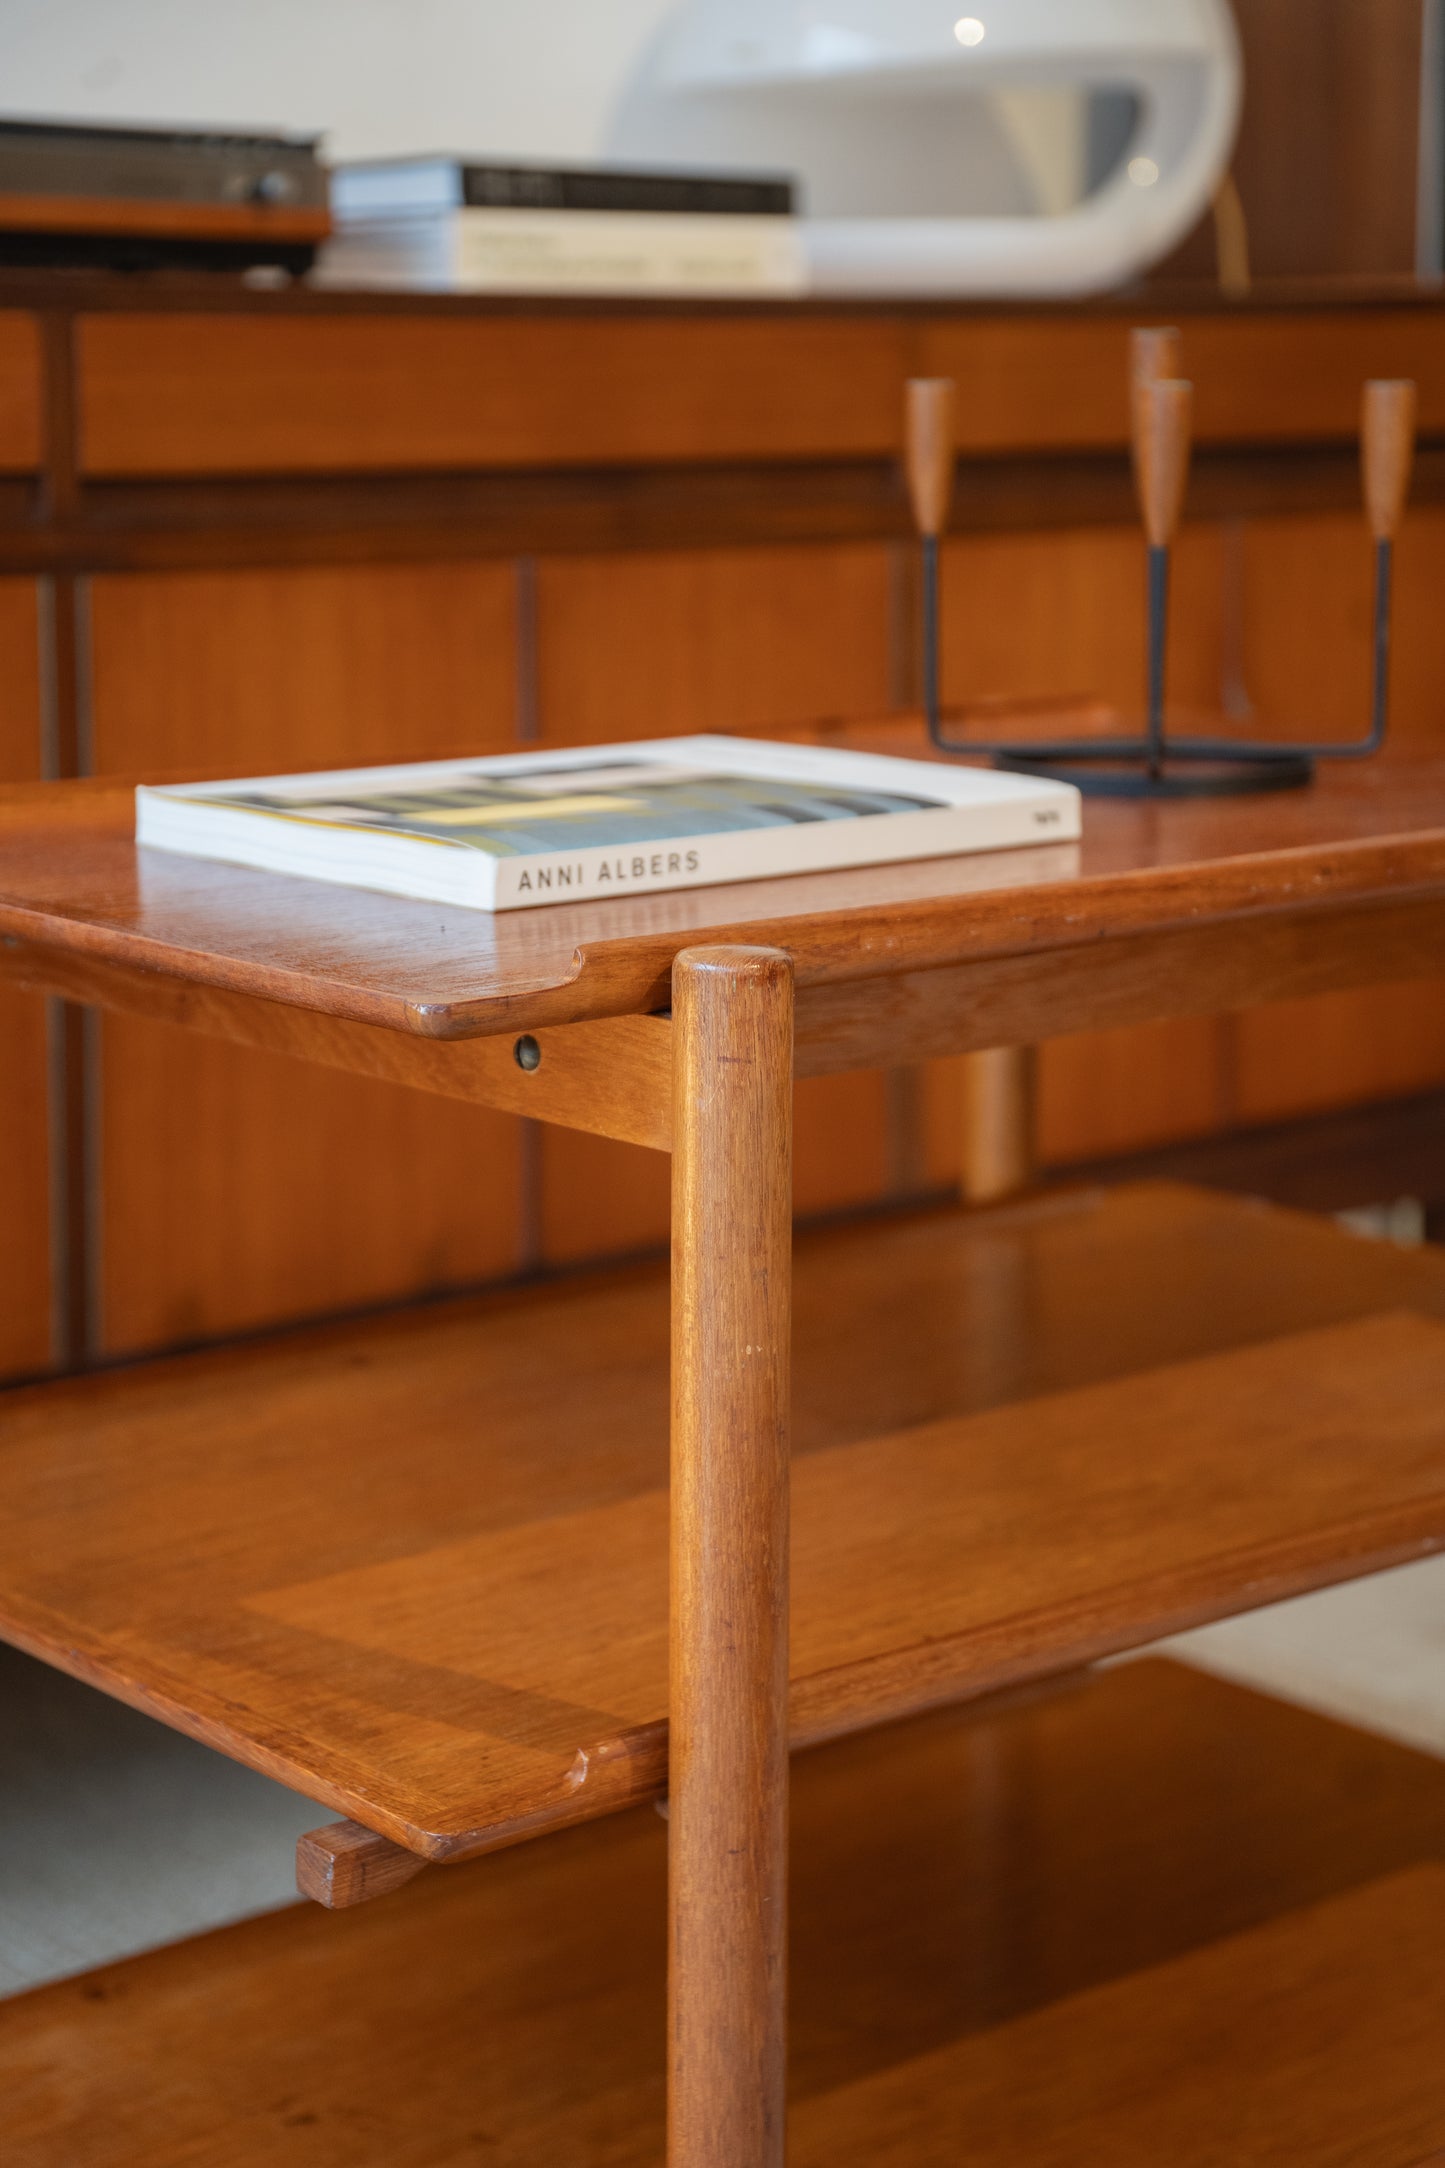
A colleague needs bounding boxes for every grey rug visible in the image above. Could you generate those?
[0,1642,321,1996]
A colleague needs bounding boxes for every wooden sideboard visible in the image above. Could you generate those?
[4,276,1445,1379]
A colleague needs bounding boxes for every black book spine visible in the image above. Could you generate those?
[459,165,794,217]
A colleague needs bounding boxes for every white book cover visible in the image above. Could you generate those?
[317,208,805,296]
[135,737,1081,914]
[330,159,466,218]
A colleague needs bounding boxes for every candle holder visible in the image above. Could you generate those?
[907,342,1417,800]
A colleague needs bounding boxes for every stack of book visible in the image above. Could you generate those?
[318,157,805,296]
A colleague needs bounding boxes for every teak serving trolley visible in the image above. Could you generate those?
[8,756,1445,2161]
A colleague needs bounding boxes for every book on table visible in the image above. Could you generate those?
[318,156,804,294]
[135,735,1081,913]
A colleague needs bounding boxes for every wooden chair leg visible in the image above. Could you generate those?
[670,945,794,2168]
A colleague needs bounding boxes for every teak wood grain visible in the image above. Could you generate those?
[5,1185,1445,1860]
[669,950,793,2168]
[1363,379,1418,542]
[1234,978,1445,1126]
[3,286,1444,588]
[936,523,1227,721]
[294,1818,427,1909]
[790,1871,1445,2166]
[0,310,41,473]
[0,578,52,1380]
[916,306,1445,452]
[792,893,1445,1075]
[1210,0,1423,283]
[75,313,910,478]
[1135,378,1193,548]
[10,1661,1445,2165]
[533,544,894,746]
[9,441,1440,578]
[84,559,527,1350]
[71,303,1445,481]
[5,758,1445,1045]
[0,940,674,1149]
[904,378,955,538]
[86,563,521,775]
[960,1045,1037,1204]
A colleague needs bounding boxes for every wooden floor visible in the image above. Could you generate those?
[7,1659,1445,2165]
[5,1184,1445,1858]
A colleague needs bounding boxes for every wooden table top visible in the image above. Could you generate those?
[3,753,1445,1037]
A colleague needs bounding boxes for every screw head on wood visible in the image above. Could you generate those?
[513,1034,542,1072]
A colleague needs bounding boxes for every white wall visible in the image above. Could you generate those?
[0,0,1093,218]
[0,0,677,160]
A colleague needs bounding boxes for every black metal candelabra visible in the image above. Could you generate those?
[906,353,1417,801]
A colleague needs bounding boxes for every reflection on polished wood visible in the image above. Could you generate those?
[793,1871,1445,2165]
[9,1660,1445,2165]
[4,1185,1445,1861]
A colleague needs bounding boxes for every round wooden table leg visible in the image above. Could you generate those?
[961,1044,1037,1205]
[670,944,794,2168]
